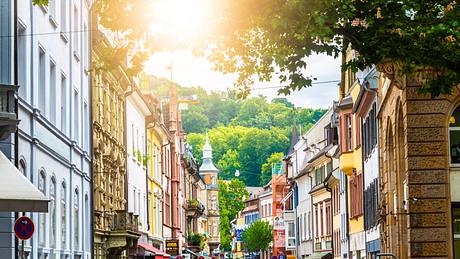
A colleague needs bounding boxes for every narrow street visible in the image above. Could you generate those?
[0,1,459,259]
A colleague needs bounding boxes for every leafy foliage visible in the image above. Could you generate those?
[260,152,284,186]
[204,0,460,97]
[241,220,274,252]
[218,179,249,251]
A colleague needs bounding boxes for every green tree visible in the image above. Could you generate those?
[182,110,210,133]
[260,152,284,186]
[219,179,249,251]
[241,220,274,253]
[186,133,206,164]
[217,150,241,180]
[205,0,460,97]
[272,98,294,108]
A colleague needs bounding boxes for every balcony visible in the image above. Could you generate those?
[111,210,140,233]
[186,199,205,218]
[339,151,354,176]
[0,84,19,140]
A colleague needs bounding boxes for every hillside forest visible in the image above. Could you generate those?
[148,76,327,187]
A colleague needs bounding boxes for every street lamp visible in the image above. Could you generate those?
[234,170,240,177]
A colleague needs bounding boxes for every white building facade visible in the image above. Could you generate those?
[15,1,92,259]
[126,90,151,243]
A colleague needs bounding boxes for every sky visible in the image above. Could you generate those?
[144,51,340,109]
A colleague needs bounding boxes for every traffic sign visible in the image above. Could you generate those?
[198,256,205,259]
[176,256,183,259]
[278,255,286,259]
[14,216,34,240]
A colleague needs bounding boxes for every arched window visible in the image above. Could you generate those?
[50,177,56,247]
[85,194,90,248]
[211,176,217,185]
[61,182,67,248]
[450,105,460,164]
[19,159,26,176]
[74,188,79,249]
[38,170,46,245]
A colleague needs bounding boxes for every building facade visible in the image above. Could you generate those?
[353,68,381,257]
[377,64,460,257]
[126,87,152,256]
[145,93,169,250]
[199,135,221,253]
[92,30,140,258]
[16,1,92,258]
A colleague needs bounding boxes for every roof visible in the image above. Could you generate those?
[307,144,334,163]
[0,151,49,212]
[337,95,353,109]
[199,158,219,172]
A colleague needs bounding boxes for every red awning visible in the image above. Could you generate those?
[137,243,170,257]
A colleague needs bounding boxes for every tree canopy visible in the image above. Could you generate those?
[241,220,274,252]
[218,179,249,251]
[204,0,460,97]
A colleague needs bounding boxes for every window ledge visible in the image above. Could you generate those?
[49,15,58,28]
[73,51,81,62]
[60,32,69,43]
[39,5,48,13]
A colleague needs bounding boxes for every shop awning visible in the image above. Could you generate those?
[307,252,332,259]
[138,243,170,258]
[0,151,48,212]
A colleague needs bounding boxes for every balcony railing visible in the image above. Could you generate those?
[186,199,205,218]
[111,210,139,233]
[0,84,19,140]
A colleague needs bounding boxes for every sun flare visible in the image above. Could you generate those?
[150,0,214,43]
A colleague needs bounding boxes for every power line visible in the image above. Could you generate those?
[0,28,96,38]
[251,79,340,91]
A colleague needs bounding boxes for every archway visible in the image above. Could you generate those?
[395,104,408,259]
[449,104,460,258]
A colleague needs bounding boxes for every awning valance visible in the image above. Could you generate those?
[0,151,48,212]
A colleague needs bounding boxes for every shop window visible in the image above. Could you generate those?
[450,106,460,164]
[453,205,460,258]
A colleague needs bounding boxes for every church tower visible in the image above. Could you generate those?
[199,133,220,253]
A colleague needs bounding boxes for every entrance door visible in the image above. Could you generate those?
[454,204,460,259]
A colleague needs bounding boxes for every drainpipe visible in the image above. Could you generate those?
[146,124,150,232]
[324,152,334,256]
[13,0,19,258]
[88,8,94,257]
[307,173,314,254]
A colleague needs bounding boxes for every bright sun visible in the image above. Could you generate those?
[150,0,214,44]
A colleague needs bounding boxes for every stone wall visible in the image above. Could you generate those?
[378,66,459,258]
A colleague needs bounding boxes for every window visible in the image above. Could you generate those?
[19,160,26,176]
[364,178,379,230]
[50,60,57,125]
[18,26,27,99]
[84,102,88,149]
[60,0,67,32]
[346,114,352,151]
[60,74,67,133]
[61,182,66,248]
[38,47,46,114]
[48,0,56,20]
[325,201,331,236]
[38,170,46,246]
[212,176,217,185]
[450,105,460,164]
[85,195,90,248]
[74,90,79,141]
[314,204,318,238]
[287,222,296,248]
[74,188,79,249]
[73,5,79,54]
[315,166,325,186]
[350,171,364,218]
[453,205,460,258]
[50,177,56,247]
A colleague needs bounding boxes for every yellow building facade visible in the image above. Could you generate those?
[145,94,169,249]
[338,48,366,258]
